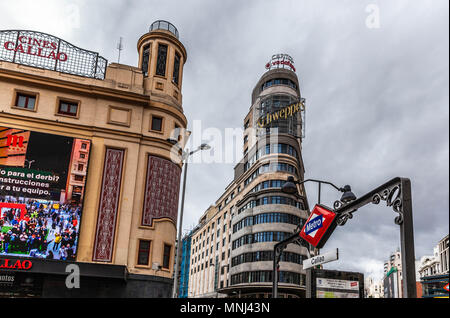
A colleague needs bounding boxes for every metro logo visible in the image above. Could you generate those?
[300,204,338,249]
[304,214,323,236]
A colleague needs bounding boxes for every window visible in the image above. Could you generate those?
[79,153,85,159]
[77,164,84,171]
[163,244,171,269]
[15,93,36,110]
[57,100,78,117]
[151,116,163,131]
[137,240,151,266]
[74,175,84,182]
[141,44,150,77]
[81,143,87,150]
[174,123,182,141]
[156,44,168,76]
[173,52,181,85]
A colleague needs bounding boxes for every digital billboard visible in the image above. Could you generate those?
[0,126,91,261]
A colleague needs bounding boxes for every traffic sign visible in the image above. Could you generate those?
[444,283,449,292]
[300,204,338,248]
[303,248,339,270]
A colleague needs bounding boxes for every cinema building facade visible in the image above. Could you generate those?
[187,55,311,298]
[0,21,188,297]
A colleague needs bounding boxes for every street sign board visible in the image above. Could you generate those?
[303,248,339,270]
[309,269,364,298]
[300,204,338,248]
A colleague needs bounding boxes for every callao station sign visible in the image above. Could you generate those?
[300,204,338,249]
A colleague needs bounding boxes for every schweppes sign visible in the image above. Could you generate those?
[257,99,305,128]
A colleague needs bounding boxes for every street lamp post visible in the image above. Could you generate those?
[170,140,211,298]
[276,175,417,298]
[272,177,355,298]
[332,177,417,298]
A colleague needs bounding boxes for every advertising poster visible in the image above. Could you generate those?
[0,126,91,261]
[315,276,362,298]
[316,291,360,298]
[316,278,360,291]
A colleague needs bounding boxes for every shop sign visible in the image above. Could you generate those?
[0,30,107,79]
[0,258,33,270]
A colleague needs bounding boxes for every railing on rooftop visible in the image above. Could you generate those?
[150,20,179,39]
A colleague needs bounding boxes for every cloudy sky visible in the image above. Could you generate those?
[1,0,448,282]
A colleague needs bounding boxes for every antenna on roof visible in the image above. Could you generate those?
[116,37,124,63]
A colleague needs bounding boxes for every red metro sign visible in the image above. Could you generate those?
[300,204,338,249]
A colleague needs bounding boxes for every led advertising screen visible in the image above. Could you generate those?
[0,126,91,261]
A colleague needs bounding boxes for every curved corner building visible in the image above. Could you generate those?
[188,55,309,298]
[0,20,188,297]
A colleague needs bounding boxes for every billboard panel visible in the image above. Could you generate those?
[316,278,360,291]
[310,269,364,298]
[0,126,91,261]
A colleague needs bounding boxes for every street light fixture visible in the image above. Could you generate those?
[277,175,417,298]
[168,138,211,298]
[280,176,356,205]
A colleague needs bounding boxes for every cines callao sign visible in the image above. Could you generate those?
[0,30,107,80]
